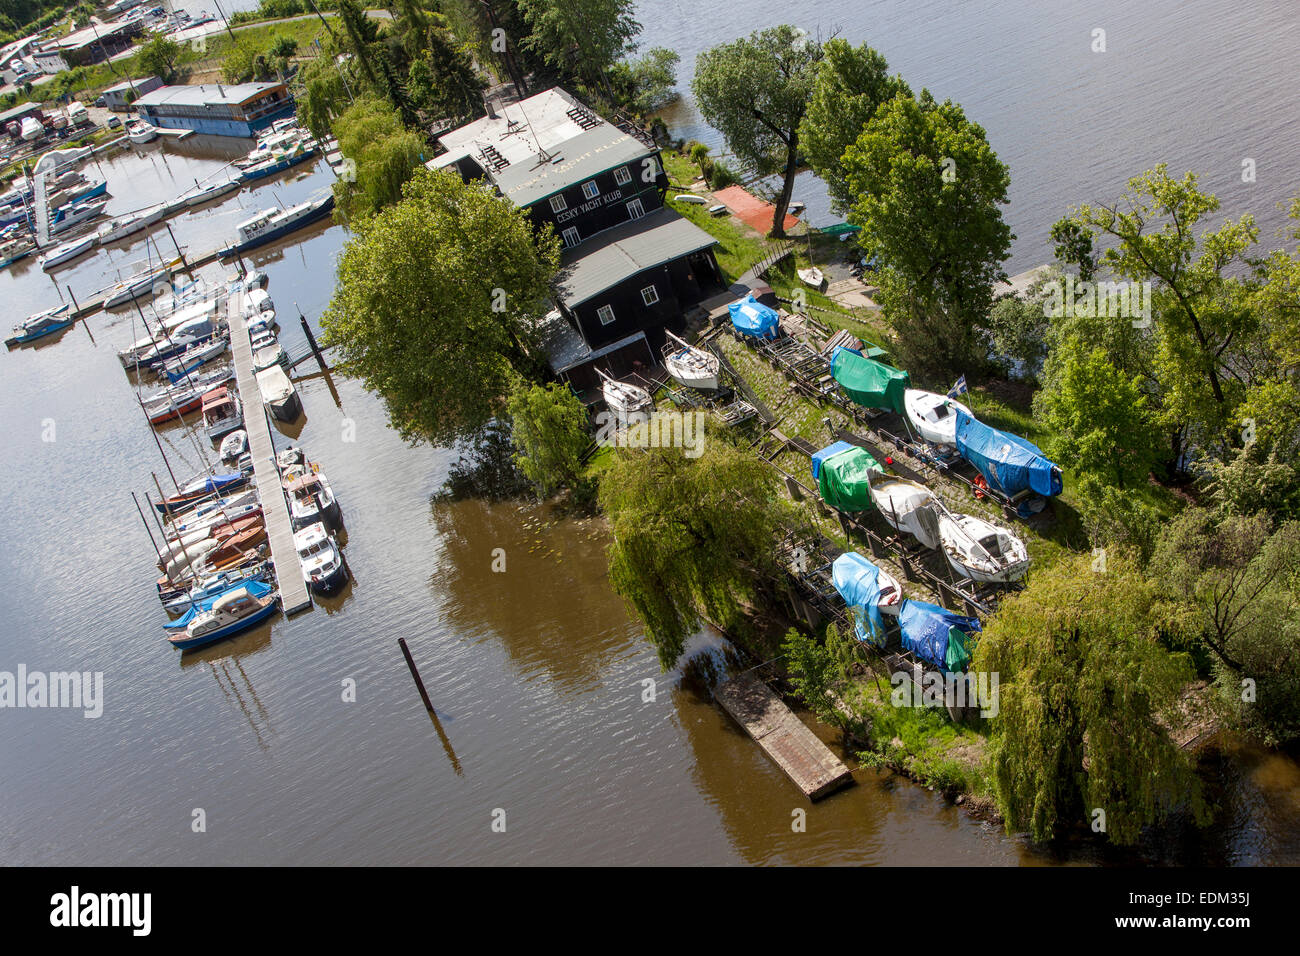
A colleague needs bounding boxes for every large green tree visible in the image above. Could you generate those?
[1150,509,1300,743]
[599,429,791,668]
[842,91,1013,381]
[1034,338,1160,490]
[405,20,485,124]
[138,36,183,83]
[518,0,640,91]
[693,25,823,237]
[974,551,1208,845]
[799,38,909,214]
[321,169,561,446]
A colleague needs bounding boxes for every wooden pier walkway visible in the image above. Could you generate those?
[714,674,853,800]
[228,292,312,615]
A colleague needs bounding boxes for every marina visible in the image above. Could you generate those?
[1,0,1298,878]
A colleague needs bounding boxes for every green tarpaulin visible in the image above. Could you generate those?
[817,447,881,511]
[822,223,862,236]
[831,347,910,414]
[944,626,973,672]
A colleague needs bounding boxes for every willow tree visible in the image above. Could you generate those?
[330,95,425,220]
[974,551,1208,846]
[322,168,561,446]
[506,381,590,495]
[599,429,789,668]
[692,25,823,237]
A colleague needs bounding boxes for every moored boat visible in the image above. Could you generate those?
[184,177,239,207]
[127,120,159,144]
[217,192,334,259]
[154,471,249,516]
[169,584,279,651]
[293,521,348,595]
[201,386,244,443]
[6,305,73,347]
[286,471,341,531]
[255,363,300,421]
[219,429,248,463]
[39,234,98,271]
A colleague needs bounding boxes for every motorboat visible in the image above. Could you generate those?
[161,562,271,615]
[219,429,248,463]
[286,471,341,531]
[49,195,110,234]
[904,388,973,448]
[242,287,274,317]
[939,512,1031,584]
[168,583,279,651]
[661,330,720,391]
[127,120,159,144]
[293,521,348,596]
[5,305,72,347]
[217,192,334,259]
[596,368,652,426]
[255,363,301,421]
[252,339,288,371]
[201,387,244,443]
[869,477,941,550]
[38,233,98,271]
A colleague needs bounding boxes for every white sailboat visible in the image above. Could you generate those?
[903,388,973,447]
[939,512,1030,583]
[870,477,941,550]
[661,330,720,391]
[596,368,652,426]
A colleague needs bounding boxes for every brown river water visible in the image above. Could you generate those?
[2,0,1300,865]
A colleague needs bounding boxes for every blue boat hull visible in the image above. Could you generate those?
[218,195,333,260]
[169,596,279,651]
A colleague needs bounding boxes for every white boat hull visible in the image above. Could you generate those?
[939,513,1030,583]
[904,388,972,447]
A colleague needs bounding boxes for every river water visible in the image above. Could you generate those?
[2,1,1299,866]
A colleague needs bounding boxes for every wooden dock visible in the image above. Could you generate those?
[228,292,312,615]
[714,674,853,800]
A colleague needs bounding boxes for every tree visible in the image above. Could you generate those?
[842,91,1013,382]
[295,52,352,141]
[800,38,909,214]
[321,168,561,446]
[406,21,484,123]
[974,551,1208,845]
[693,25,822,237]
[985,271,1056,381]
[782,625,857,730]
[518,0,640,91]
[608,47,679,116]
[506,381,590,494]
[336,0,380,85]
[1034,338,1160,489]
[330,96,425,219]
[138,36,183,83]
[598,429,791,668]
[1058,166,1260,459]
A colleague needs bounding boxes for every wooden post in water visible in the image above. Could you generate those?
[165,222,193,279]
[298,310,327,375]
[398,638,435,713]
[66,284,81,317]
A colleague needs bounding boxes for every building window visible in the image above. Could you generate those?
[561,226,581,248]
[549,194,567,214]
[613,166,632,186]
[597,304,615,326]
[641,285,659,307]
[626,198,645,220]
[582,180,600,200]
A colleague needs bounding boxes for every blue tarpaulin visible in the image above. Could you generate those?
[898,599,982,671]
[954,410,1063,498]
[811,441,856,480]
[832,552,891,646]
[728,295,779,340]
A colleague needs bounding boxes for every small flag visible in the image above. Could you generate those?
[947,375,968,398]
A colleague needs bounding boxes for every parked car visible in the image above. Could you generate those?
[94,96,106,108]
[106,116,122,129]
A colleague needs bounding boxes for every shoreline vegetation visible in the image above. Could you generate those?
[215,0,1299,854]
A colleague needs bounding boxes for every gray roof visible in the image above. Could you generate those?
[135,82,286,109]
[555,208,719,308]
[539,312,650,374]
[493,124,652,208]
[103,75,159,95]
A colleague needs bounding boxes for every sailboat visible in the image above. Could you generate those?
[938,512,1030,583]
[904,388,973,447]
[596,368,652,426]
[661,330,720,391]
[869,476,941,550]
